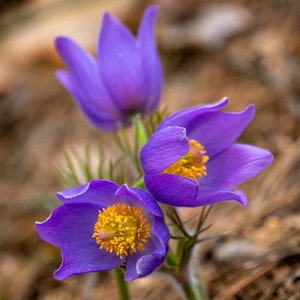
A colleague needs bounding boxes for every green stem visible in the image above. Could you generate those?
[132,114,148,147]
[175,236,208,300]
[133,177,145,188]
[115,268,130,300]
[181,281,207,300]
[177,261,208,300]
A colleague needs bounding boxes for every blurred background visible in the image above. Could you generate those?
[0,0,299,299]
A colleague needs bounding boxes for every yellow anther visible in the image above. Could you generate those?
[162,139,209,180]
[92,203,151,259]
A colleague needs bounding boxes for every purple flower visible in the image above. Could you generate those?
[140,97,273,207]
[55,6,163,131]
[36,180,169,281]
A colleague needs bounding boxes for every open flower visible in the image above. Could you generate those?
[55,5,163,131]
[36,180,169,281]
[140,97,273,207]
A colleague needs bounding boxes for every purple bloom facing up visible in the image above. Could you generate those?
[140,97,273,207]
[55,6,163,131]
[36,180,169,281]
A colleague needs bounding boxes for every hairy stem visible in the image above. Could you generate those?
[115,268,130,300]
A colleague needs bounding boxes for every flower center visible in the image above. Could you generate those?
[92,203,151,259]
[162,139,209,180]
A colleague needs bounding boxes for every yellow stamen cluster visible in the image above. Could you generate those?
[162,139,209,180]
[92,203,151,259]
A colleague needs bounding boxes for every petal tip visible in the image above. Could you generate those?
[221,96,229,104]
[102,11,112,24]
[55,36,71,52]
[144,4,159,17]
[101,11,121,31]
[245,103,256,117]
[54,268,67,281]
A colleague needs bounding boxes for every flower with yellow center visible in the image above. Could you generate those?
[92,203,151,259]
[141,99,273,207]
[162,139,209,180]
[36,180,169,281]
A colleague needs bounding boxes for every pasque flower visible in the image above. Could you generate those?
[36,180,169,281]
[140,97,273,207]
[55,6,163,131]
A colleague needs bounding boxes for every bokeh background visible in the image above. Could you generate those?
[0,0,300,299]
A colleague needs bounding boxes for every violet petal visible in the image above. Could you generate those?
[195,188,248,206]
[36,203,99,246]
[99,13,146,113]
[157,97,229,130]
[144,174,198,206]
[56,180,120,207]
[141,126,189,174]
[116,185,163,217]
[124,217,168,281]
[188,105,255,156]
[201,143,273,188]
[55,240,122,280]
[55,38,119,116]
[137,5,163,111]
[56,70,123,131]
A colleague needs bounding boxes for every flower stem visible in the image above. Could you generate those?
[114,268,130,300]
[132,114,148,147]
[177,261,208,300]
[133,177,145,188]
[173,223,208,300]
[181,280,207,300]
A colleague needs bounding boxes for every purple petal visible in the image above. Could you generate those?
[125,250,166,281]
[98,13,147,113]
[141,126,189,174]
[55,38,119,116]
[187,105,256,156]
[36,202,122,280]
[144,174,198,206]
[124,217,169,281]
[151,217,170,250]
[55,240,122,280]
[56,70,123,131]
[124,252,142,281]
[55,37,98,87]
[116,185,163,217]
[137,5,163,111]
[201,143,274,188]
[124,241,151,281]
[158,97,229,130]
[159,98,255,157]
[56,180,119,207]
[135,251,167,279]
[36,203,99,246]
[194,188,248,206]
